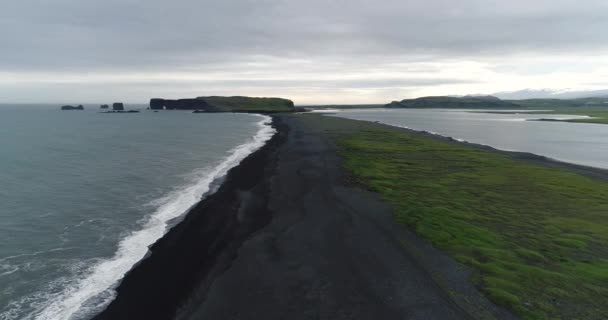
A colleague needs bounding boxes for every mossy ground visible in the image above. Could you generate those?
[306,115,608,319]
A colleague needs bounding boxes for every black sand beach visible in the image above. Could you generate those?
[94,114,525,320]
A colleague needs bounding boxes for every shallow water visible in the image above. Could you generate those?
[331,108,608,169]
[0,106,274,319]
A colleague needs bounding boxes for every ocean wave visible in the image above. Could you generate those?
[6,115,275,320]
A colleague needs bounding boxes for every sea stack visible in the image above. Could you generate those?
[112,103,125,111]
[100,104,109,109]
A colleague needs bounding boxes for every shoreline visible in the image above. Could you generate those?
[387,121,608,181]
[93,116,286,319]
[93,114,503,320]
[310,114,608,318]
[92,113,606,319]
[326,113,608,180]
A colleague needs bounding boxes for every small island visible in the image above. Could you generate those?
[100,102,140,113]
[61,105,84,110]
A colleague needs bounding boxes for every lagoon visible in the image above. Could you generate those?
[331,109,608,169]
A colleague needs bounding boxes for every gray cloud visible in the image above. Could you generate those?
[1,0,608,103]
[2,0,608,71]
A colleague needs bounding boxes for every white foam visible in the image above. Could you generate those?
[17,114,275,320]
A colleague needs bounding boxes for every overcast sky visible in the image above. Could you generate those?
[2,0,608,104]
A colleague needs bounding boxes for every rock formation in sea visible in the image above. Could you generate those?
[100,104,109,109]
[61,105,84,110]
[112,103,125,111]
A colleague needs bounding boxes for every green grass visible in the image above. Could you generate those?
[331,120,608,319]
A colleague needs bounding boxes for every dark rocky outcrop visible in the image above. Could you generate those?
[149,98,214,111]
[149,98,165,110]
[113,103,125,111]
[149,96,295,113]
[100,104,109,109]
[61,105,84,110]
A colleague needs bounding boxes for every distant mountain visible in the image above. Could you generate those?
[462,94,501,101]
[386,96,519,109]
[493,89,608,100]
[511,97,608,108]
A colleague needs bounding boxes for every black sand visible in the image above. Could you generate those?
[94,114,523,320]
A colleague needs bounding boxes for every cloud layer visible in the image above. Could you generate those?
[2,0,608,104]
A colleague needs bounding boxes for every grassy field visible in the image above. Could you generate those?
[314,115,608,319]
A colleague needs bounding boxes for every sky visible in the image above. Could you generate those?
[1,0,608,105]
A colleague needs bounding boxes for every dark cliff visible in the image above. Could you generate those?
[150,96,295,113]
[149,98,217,111]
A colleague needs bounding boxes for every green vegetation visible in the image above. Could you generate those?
[198,96,295,112]
[318,116,608,319]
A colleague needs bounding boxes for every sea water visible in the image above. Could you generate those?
[0,106,274,319]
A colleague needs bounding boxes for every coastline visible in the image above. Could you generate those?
[313,114,608,318]
[92,114,505,320]
[0,112,278,320]
[366,117,608,181]
[93,116,286,319]
[384,121,608,181]
[92,113,608,320]
[324,112,608,180]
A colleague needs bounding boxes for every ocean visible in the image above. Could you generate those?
[0,106,274,319]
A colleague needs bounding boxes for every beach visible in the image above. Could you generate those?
[93,114,530,320]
